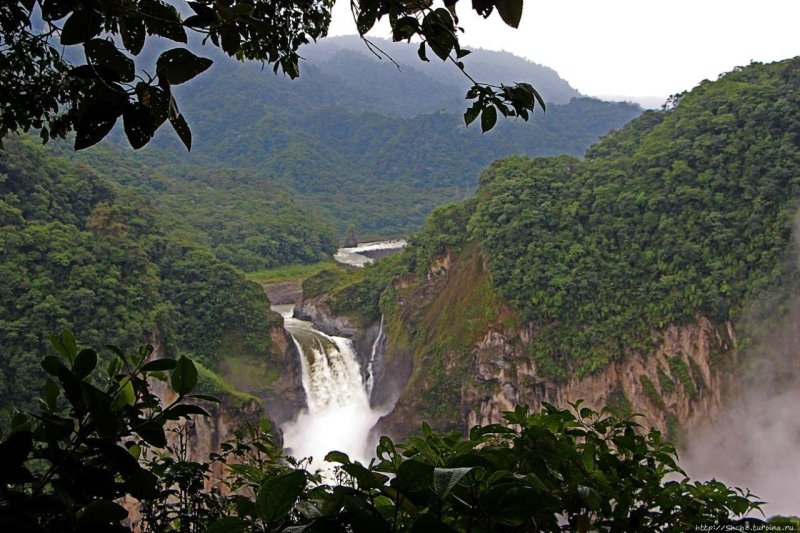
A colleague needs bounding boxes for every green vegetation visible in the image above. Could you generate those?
[2,1,544,151]
[0,337,777,532]
[668,357,698,400]
[0,136,279,416]
[392,58,800,381]
[303,256,408,322]
[658,367,676,394]
[139,95,640,238]
[195,362,262,408]
[52,141,339,271]
[640,376,666,410]
[246,261,340,285]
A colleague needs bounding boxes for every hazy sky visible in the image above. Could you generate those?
[328,0,800,102]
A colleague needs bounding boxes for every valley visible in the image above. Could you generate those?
[1,13,799,527]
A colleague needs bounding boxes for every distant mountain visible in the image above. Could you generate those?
[78,37,642,239]
[300,36,582,110]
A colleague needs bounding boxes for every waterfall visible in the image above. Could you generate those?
[366,315,384,397]
[277,306,383,466]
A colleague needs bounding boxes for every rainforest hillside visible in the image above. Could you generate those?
[47,140,339,272]
[0,137,290,416]
[60,39,642,239]
[311,58,800,429]
[467,58,800,379]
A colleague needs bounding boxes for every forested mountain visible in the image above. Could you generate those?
[0,137,288,416]
[48,140,339,272]
[63,38,642,239]
[312,57,800,435]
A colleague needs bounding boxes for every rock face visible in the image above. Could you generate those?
[264,281,303,306]
[261,322,307,426]
[373,245,738,443]
[148,377,262,468]
[296,296,362,338]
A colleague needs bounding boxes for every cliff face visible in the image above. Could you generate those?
[148,377,262,468]
[373,245,738,443]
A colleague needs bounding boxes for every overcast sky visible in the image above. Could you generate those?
[328,0,800,104]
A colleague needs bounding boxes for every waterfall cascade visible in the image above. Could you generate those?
[366,315,384,397]
[276,305,384,465]
[277,240,403,466]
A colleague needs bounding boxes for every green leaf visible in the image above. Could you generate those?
[136,421,167,448]
[127,443,141,459]
[123,103,156,149]
[85,39,135,83]
[41,0,76,22]
[162,404,210,420]
[49,330,77,361]
[74,84,127,150]
[188,394,221,403]
[141,358,177,371]
[60,9,102,45]
[78,499,128,526]
[495,0,524,28]
[75,113,117,150]
[206,517,249,533]
[411,513,458,533]
[120,16,146,55]
[41,356,62,375]
[140,0,187,43]
[220,25,241,55]
[171,356,198,395]
[481,483,558,526]
[417,42,429,62]
[112,377,135,410]
[395,460,434,493]
[256,470,307,522]
[481,105,497,133]
[0,430,33,470]
[156,48,213,85]
[432,467,473,500]
[341,463,389,489]
[72,348,97,379]
[44,377,60,410]
[169,111,192,151]
[392,16,419,41]
[106,345,128,365]
[106,357,123,379]
[324,450,350,464]
[464,103,481,126]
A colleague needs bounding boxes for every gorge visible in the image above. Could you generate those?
[261,57,800,515]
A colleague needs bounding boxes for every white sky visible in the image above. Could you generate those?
[328,0,800,101]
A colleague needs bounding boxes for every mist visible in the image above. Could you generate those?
[682,217,800,516]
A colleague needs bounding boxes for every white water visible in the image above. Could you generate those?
[334,239,407,267]
[366,315,384,396]
[275,305,384,466]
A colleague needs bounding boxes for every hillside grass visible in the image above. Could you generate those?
[195,362,263,407]
[246,261,341,284]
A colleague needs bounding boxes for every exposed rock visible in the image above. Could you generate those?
[295,296,361,338]
[261,323,307,426]
[376,244,737,443]
[264,281,303,305]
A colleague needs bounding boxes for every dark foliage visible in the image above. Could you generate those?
[0,137,279,416]
[0,336,781,531]
[1,0,544,151]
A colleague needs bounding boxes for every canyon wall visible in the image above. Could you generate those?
[371,245,739,443]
